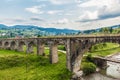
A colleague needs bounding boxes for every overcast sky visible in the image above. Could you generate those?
[0,0,120,30]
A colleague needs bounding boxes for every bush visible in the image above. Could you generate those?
[90,43,107,52]
[82,62,96,75]
[58,45,66,51]
[86,54,93,62]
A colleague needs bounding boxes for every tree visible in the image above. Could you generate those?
[100,27,110,34]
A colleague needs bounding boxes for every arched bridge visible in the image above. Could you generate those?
[0,35,120,72]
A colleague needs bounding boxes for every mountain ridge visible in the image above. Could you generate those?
[0,24,120,38]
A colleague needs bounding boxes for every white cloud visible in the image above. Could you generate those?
[52,18,69,24]
[57,18,69,24]
[98,1,120,19]
[49,0,75,5]
[36,0,48,2]
[65,13,73,16]
[78,0,120,21]
[78,0,112,8]
[47,10,62,15]
[79,11,98,22]
[25,5,46,14]
[78,16,120,30]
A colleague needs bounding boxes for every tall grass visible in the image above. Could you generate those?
[0,49,72,80]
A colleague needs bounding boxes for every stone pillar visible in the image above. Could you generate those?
[66,39,72,71]
[37,40,45,55]
[49,41,58,64]
[66,39,88,73]
[0,41,4,49]
[26,44,34,53]
[17,44,24,52]
[10,43,16,50]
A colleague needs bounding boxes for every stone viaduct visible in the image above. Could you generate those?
[0,35,120,72]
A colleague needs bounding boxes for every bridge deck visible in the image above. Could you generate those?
[0,34,120,40]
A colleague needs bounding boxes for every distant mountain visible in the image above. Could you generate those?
[0,24,80,38]
[0,24,8,29]
[79,24,120,34]
[0,24,120,38]
[10,25,79,34]
[111,24,120,29]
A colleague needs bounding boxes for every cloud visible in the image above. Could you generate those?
[52,18,69,24]
[78,0,120,22]
[98,3,120,19]
[5,18,26,22]
[36,0,48,2]
[65,13,73,16]
[78,11,98,22]
[30,17,45,21]
[49,0,75,5]
[13,19,25,22]
[25,5,46,14]
[47,10,62,15]
[78,0,111,8]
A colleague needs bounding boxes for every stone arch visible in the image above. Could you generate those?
[0,41,2,46]
[67,37,120,72]
[10,41,16,50]
[4,41,10,49]
[28,41,36,46]
[18,41,26,52]
[4,42,9,46]
[19,41,26,46]
[26,41,36,53]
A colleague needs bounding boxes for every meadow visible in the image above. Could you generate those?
[0,49,72,80]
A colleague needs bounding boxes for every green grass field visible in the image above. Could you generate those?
[0,49,72,80]
[88,42,120,57]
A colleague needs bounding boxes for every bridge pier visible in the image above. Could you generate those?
[17,44,24,52]
[66,39,71,71]
[0,41,4,49]
[37,41,45,55]
[10,42,17,50]
[49,41,58,64]
[66,39,90,72]
[26,44,34,53]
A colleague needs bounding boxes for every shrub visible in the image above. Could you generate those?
[82,62,96,75]
[86,54,93,62]
[90,43,107,51]
[58,45,66,51]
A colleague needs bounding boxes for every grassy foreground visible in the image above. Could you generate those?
[0,49,72,80]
